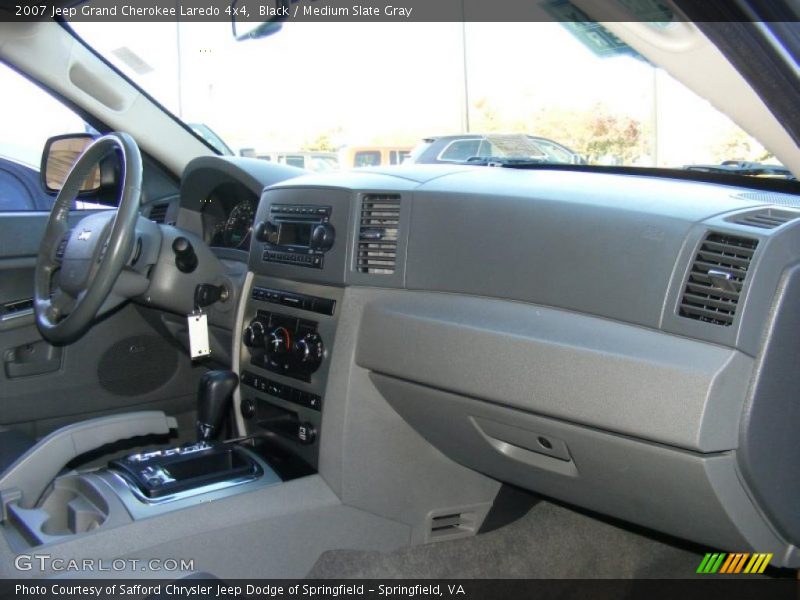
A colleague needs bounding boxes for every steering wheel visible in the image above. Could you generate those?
[34,133,142,344]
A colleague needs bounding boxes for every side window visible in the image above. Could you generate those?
[284,156,306,169]
[531,139,572,163]
[477,140,494,158]
[439,139,483,162]
[0,62,104,212]
[354,151,381,167]
[389,150,411,165]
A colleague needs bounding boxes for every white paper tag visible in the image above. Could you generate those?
[188,312,210,359]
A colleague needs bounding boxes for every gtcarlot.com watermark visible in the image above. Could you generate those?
[15,554,195,573]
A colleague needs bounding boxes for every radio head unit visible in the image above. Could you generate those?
[273,221,313,246]
[255,204,335,269]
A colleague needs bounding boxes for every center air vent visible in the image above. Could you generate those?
[730,208,800,230]
[148,203,169,224]
[679,233,758,327]
[357,194,400,274]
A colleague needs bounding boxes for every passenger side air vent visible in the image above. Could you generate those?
[148,203,169,224]
[679,233,758,327]
[730,208,800,230]
[357,194,400,274]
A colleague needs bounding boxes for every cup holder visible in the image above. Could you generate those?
[39,482,109,536]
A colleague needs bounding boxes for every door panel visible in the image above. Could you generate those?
[0,212,88,321]
[0,212,200,438]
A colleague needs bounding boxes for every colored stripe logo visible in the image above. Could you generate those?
[696,553,772,574]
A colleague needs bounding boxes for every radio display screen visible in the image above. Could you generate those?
[277,222,313,247]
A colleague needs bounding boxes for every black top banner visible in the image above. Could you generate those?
[0,0,796,23]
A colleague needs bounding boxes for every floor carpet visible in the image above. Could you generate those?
[308,500,777,579]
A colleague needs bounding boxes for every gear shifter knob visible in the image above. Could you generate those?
[196,370,239,442]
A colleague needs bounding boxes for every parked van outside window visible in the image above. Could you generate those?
[340,146,413,168]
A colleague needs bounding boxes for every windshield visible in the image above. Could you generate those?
[71,20,787,178]
[188,123,234,155]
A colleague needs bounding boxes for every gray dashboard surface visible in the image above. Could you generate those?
[405,169,763,330]
[270,164,476,189]
[265,166,777,339]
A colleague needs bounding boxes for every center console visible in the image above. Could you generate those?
[238,290,336,464]
[108,442,262,501]
[0,373,288,550]
[236,187,351,470]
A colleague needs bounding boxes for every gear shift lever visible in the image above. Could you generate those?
[196,370,239,442]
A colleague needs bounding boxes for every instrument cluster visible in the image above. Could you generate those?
[200,181,258,251]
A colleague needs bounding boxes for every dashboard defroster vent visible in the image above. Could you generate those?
[357,194,400,274]
[730,208,800,230]
[148,203,169,224]
[679,233,758,327]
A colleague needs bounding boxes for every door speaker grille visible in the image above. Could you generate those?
[97,335,178,396]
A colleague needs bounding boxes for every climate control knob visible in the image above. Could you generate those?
[243,321,265,348]
[309,223,335,252]
[266,326,292,357]
[294,332,324,372]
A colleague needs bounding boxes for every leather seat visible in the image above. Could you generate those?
[0,426,35,473]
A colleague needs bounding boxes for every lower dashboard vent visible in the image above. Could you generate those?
[357,194,400,274]
[678,233,758,326]
[426,509,479,542]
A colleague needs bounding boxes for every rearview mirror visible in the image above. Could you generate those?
[41,134,101,194]
[231,0,284,41]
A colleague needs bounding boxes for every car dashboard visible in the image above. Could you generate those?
[171,157,800,567]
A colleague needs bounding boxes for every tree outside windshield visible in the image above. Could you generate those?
[70,20,781,173]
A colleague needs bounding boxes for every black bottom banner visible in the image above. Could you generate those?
[1,579,798,600]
